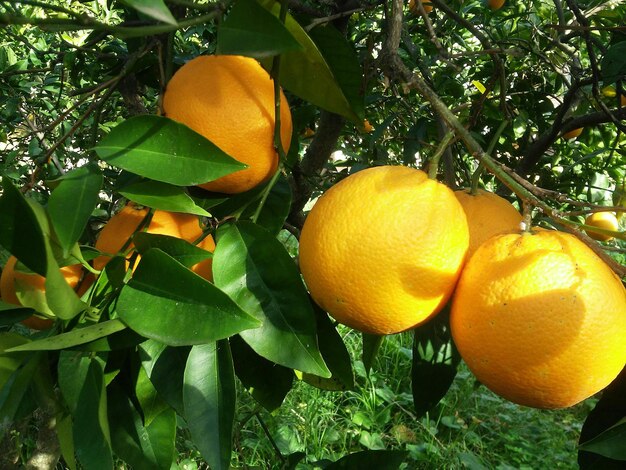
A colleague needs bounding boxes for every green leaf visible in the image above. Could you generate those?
[0,333,31,389]
[325,450,408,469]
[0,353,40,440]
[95,115,247,186]
[217,0,302,58]
[108,381,176,470]
[121,0,177,26]
[57,353,113,470]
[308,24,365,121]
[411,309,460,418]
[240,174,292,234]
[6,320,127,352]
[183,341,236,470]
[362,334,384,375]
[579,419,626,460]
[139,340,189,415]
[302,305,354,391]
[47,164,103,257]
[44,250,86,320]
[213,222,330,377]
[0,179,47,275]
[0,302,32,326]
[601,41,626,84]
[117,249,260,346]
[258,0,361,122]
[230,334,293,411]
[119,180,211,217]
[133,232,212,268]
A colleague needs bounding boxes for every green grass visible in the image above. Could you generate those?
[227,329,592,469]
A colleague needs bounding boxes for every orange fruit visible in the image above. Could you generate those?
[451,229,626,409]
[94,203,215,280]
[488,0,505,9]
[409,0,433,13]
[584,211,619,241]
[621,94,626,107]
[162,55,293,194]
[299,166,469,335]
[0,256,90,329]
[454,189,522,258]
[562,127,583,139]
[362,119,374,133]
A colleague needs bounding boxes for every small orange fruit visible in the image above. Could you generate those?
[163,55,293,194]
[488,0,505,9]
[584,211,619,241]
[562,127,583,139]
[455,189,522,258]
[299,166,469,335]
[94,203,215,280]
[451,229,626,409]
[0,256,91,329]
[409,0,433,14]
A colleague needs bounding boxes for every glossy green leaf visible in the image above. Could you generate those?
[95,115,247,186]
[117,248,260,345]
[230,334,293,411]
[0,179,47,275]
[302,305,354,391]
[579,419,626,460]
[133,232,212,268]
[121,0,177,26]
[139,340,189,415]
[44,249,86,320]
[213,222,330,377]
[47,164,103,257]
[579,368,626,468]
[326,450,408,469]
[362,334,384,375]
[258,0,360,122]
[6,320,126,352]
[240,174,292,234]
[135,365,170,426]
[411,308,460,418]
[183,341,235,470]
[57,353,113,470]
[108,381,176,470]
[217,0,301,58]
[56,411,76,470]
[119,180,211,217]
[308,24,365,121]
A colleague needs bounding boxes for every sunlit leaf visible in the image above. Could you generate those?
[213,222,330,377]
[117,249,260,346]
[95,115,247,186]
[119,180,211,217]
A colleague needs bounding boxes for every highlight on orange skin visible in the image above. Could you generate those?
[0,256,91,329]
[94,204,215,280]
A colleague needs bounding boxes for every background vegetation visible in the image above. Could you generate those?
[0,0,625,468]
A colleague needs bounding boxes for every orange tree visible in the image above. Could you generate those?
[0,0,625,468]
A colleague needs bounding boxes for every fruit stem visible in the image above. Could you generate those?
[427,131,455,179]
[251,169,282,224]
[270,0,289,164]
[521,200,533,233]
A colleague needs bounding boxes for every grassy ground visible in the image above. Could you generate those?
[224,329,592,470]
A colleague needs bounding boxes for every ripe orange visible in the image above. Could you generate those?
[451,229,626,409]
[0,256,90,329]
[299,166,469,335]
[455,189,522,258]
[162,55,293,194]
[94,204,215,280]
[584,211,619,241]
[488,0,505,9]
[562,127,583,139]
[409,0,433,14]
